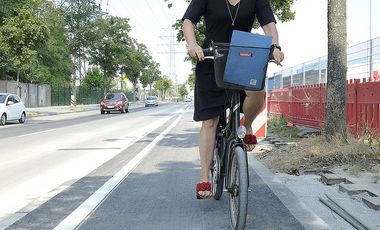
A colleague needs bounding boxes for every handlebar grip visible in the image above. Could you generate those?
[202,47,213,57]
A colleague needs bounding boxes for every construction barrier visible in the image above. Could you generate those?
[268,78,380,137]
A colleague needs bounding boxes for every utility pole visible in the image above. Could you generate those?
[158,27,186,97]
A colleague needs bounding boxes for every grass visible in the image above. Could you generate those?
[267,115,300,141]
[349,165,361,177]
[258,118,380,174]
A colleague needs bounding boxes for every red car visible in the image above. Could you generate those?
[100,93,129,114]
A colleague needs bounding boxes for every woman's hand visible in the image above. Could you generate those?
[272,48,284,66]
[187,42,205,61]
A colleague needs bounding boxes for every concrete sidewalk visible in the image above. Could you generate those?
[25,104,99,117]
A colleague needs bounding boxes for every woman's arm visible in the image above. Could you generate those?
[183,19,204,61]
[262,22,284,65]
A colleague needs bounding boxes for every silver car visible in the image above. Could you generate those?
[145,96,158,107]
[0,93,26,126]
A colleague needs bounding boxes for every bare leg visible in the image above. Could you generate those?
[243,90,265,150]
[198,117,219,197]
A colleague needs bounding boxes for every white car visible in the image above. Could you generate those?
[0,93,26,126]
[145,96,158,107]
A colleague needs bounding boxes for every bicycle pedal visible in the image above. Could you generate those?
[224,189,228,192]
[248,189,252,192]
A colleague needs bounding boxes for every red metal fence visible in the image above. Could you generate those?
[268,78,380,137]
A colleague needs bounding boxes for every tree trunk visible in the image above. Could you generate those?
[325,0,347,141]
[16,70,20,96]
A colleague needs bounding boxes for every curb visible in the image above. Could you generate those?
[248,153,331,230]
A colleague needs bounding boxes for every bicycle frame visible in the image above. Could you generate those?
[217,90,250,191]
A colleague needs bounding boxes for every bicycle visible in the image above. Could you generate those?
[203,41,274,230]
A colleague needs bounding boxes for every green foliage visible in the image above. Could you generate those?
[0,6,49,81]
[123,41,151,89]
[59,0,97,59]
[82,67,105,89]
[154,76,173,100]
[185,72,195,91]
[87,16,131,92]
[37,1,73,86]
[0,0,29,25]
[140,61,161,89]
[178,84,188,99]
[268,115,299,141]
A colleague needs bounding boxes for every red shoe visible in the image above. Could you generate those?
[243,134,257,151]
[196,182,212,199]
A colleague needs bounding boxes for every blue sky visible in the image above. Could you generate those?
[104,0,380,82]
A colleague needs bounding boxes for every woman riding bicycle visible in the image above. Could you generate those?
[182,0,284,199]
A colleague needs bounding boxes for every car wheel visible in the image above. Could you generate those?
[19,112,26,123]
[0,113,6,126]
[101,110,105,114]
[107,111,110,114]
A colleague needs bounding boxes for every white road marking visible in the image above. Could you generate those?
[18,129,59,137]
[53,114,183,230]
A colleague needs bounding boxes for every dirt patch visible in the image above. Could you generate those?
[255,119,380,175]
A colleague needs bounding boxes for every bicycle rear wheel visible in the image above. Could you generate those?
[227,146,248,230]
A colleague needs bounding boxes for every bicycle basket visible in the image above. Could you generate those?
[211,30,273,91]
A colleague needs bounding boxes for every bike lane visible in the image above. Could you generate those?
[6,106,329,230]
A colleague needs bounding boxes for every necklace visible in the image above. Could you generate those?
[225,0,241,26]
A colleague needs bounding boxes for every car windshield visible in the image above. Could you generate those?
[105,94,122,100]
[147,96,156,100]
[0,95,7,103]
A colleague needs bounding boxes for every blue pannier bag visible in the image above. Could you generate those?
[222,30,272,91]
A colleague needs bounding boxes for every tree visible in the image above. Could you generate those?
[58,0,98,100]
[35,1,73,87]
[140,60,161,96]
[178,84,188,99]
[82,67,105,89]
[87,16,131,95]
[0,7,49,94]
[185,72,195,91]
[154,76,172,100]
[0,0,28,26]
[122,40,151,101]
[325,0,347,141]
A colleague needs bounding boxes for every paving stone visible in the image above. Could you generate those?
[274,142,287,147]
[269,139,281,144]
[362,197,380,210]
[339,184,369,195]
[320,173,347,185]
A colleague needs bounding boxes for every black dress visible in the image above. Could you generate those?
[182,0,276,121]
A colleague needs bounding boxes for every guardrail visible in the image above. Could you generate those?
[268,78,380,137]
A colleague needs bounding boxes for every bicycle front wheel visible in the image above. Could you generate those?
[227,146,248,230]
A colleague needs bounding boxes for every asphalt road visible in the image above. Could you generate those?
[0,103,327,230]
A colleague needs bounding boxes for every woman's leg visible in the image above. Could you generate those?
[198,116,219,197]
[243,89,266,150]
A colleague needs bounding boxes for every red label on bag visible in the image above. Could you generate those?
[239,52,253,57]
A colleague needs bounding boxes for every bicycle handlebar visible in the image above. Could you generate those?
[202,46,276,62]
[202,47,214,57]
